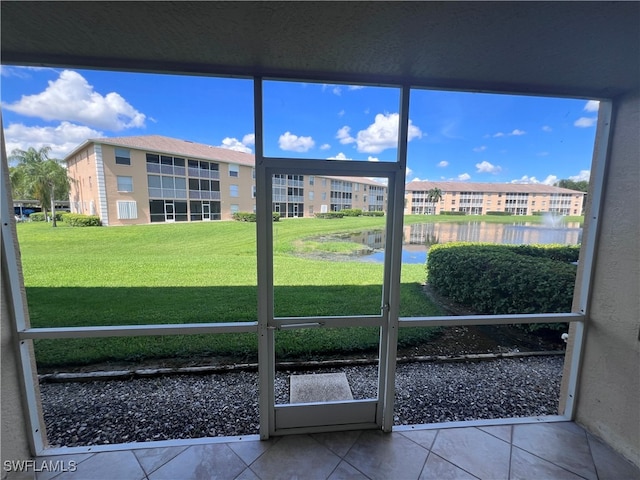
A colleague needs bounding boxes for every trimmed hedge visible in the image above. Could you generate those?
[486,211,513,216]
[362,211,384,217]
[29,212,46,222]
[232,212,281,222]
[61,213,102,227]
[439,211,466,216]
[341,209,363,217]
[315,212,344,219]
[426,243,579,329]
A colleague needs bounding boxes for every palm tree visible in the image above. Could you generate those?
[9,147,70,227]
[427,187,443,204]
[425,187,443,214]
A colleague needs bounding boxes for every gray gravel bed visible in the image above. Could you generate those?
[40,356,563,447]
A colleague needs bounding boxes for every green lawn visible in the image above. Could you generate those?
[17,214,581,368]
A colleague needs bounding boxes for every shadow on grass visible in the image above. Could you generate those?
[26,284,442,370]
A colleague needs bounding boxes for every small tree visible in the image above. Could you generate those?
[9,147,70,227]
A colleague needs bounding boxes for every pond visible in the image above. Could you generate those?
[347,220,583,264]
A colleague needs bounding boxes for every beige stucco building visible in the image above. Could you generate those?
[405,181,585,216]
[65,135,387,226]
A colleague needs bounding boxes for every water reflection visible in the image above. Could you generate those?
[357,221,582,264]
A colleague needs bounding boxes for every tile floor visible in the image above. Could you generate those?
[17,422,639,480]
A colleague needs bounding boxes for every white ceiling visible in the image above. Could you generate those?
[1,1,638,98]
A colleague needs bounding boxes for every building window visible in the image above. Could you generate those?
[229,164,239,177]
[309,191,314,201]
[230,204,239,214]
[309,176,315,186]
[117,176,133,192]
[252,168,256,179]
[115,148,131,165]
[252,185,257,198]
[89,176,92,190]
[117,201,137,219]
[322,192,327,201]
[230,184,239,197]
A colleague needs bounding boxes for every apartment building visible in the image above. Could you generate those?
[405,180,585,217]
[64,135,388,226]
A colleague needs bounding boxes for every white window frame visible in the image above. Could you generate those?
[116,175,133,192]
[114,148,131,165]
[230,184,239,197]
[116,200,138,219]
[229,164,239,177]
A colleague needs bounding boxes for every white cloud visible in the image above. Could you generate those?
[320,143,331,150]
[569,170,590,182]
[542,125,553,132]
[537,151,549,157]
[348,85,365,91]
[437,160,449,168]
[3,70,146,131]
[475,161,502,174]
[354,113,422,154]
[584,100,600,112]
[492,129,525,137]
[242,133,255,146]
[510,174,557,185]
[338,109,345,117]
[279,131,315,152]
[4,121,103,158]
[574,117,597,128]
[368,156,379,162]
[473,146,487,152]
[219,136,253,153]
[336,126,356,144]
[327,152,351,160]
[333,86,342,96]
[458,173,471,181]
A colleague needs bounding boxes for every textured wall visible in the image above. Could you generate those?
[575,90,640,466]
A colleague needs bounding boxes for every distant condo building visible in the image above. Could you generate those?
[63,135,585,226]
[64,135,387,226]
[404,180,585,217]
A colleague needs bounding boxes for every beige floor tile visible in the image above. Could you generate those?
[587,433,640,480]
[311,430,363,457]
[477,425,512,443]
[327,461,370,480]
[431,427,510,480]
[419,453,478,480]
[49,451,146,480]
[236,467,261,480]
[148,444,245,480]
[227,438,280,466]
[510,447,585,480]
[250,434,341,480]
[344,430,429,480]
[398,429,438,450]
[133,445,188,475]
[512,423,597,480]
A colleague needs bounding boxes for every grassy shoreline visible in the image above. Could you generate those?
[17,215,582,368]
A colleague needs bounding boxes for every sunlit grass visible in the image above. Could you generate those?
[18,214,582,368]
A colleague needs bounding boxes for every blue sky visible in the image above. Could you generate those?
[1,66,598,184]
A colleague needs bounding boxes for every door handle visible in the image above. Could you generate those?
[278,322,324,330]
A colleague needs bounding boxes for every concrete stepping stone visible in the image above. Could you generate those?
[290,372,354,403]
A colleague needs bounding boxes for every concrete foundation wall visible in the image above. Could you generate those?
[575,90,640,467]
